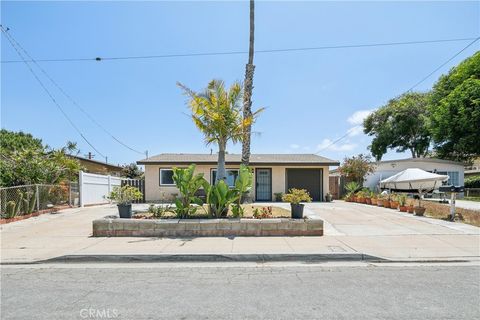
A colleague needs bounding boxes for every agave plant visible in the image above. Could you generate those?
[344,181,361,199]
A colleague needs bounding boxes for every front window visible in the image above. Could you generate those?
[437,171,460,186]
[160,169,175,186]
[211,169,239,187]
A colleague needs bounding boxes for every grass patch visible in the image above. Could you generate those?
[463,197,480,202]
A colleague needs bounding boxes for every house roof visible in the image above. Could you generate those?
[376,157,465,166]
[137,153,339,166]
[68,155,123,170]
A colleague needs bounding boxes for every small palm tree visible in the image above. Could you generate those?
[178,80,256,183]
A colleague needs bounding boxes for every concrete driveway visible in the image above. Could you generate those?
[1,201,479,263]
[304,201,480,260]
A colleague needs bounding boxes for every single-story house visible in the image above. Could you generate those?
[68,154,123,176]
[364,157,465,191]
[137,153,339,202]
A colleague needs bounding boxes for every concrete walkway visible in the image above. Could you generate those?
[1,201,479,263]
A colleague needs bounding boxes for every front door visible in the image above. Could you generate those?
[255,168,272,201]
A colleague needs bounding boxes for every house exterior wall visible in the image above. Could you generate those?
[144,164,330,202]
[364,160,465,192]
[77,159,123,177]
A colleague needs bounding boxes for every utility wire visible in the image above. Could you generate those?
[3,28,145,155]
[316,37,480,154]
[406,36,480,92]
[0,25,106,159]
[1,37,477,64]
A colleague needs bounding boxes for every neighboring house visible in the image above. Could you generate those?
[364,158,465,191]
[465,157,480,178]
[137,153,339,202]
[69,155,123,177]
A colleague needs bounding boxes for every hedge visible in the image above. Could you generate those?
[465,175,480,188]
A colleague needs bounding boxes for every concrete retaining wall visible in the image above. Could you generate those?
[93,217,323,237]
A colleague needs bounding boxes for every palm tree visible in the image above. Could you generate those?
[241,0,255,166]
[178,80,252,183]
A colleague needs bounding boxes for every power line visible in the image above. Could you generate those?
[315,126,361,153]
[406,36,480,92]
[0,25,107,160]
[3,28,146,156]
[1,37,477,64]
[316,37,480,154]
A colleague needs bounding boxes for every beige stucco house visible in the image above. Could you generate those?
[137,154,339,202]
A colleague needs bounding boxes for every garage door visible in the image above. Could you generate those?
[286,168,323,201]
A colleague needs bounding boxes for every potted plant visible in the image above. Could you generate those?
[108,185,143,218]
[377,194,384,207]
[390,194,399,210]
[274,192,283,202]
[344,182,360,202]
[371,193,378,205]
[406,199,415,213]
[365,191,372,205]
[414,192,426,216]
[282,188,312,219]
[356,191,365,203]
[383,194,391,208]
[398,194,407,212]
[325,192,333,202]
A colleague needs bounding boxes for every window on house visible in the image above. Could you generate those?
[159,169,175,185]
[436,171,460,186]
[211,169,239,187]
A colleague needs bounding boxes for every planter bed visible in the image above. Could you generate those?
[93,216,323,237]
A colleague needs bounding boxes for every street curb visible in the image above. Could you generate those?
[5,253,383,264]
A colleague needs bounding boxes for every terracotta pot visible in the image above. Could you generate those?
[365,198,371,205]
[399,206,407,212]
[371,199,378,205]
[407,206,414,214]
[377,199,384,207]
[390,201,399,209]
[414,206,426,216]
[352,197,357,202]
[383,201,391,208]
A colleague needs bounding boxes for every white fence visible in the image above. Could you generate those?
[79,171,123,207]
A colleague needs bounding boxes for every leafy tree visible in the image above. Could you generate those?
[0,130,81,187]
[428,52,480,163]
[363,92,431,160]
[178,80,261,183]
[338,154,376,185]
[121,163,144,179]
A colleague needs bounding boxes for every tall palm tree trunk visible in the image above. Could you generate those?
[241,0,255,166]
[216,139,227,183]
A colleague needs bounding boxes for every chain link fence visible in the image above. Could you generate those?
[0,183,79,219]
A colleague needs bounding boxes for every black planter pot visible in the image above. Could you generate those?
[117,203,132,218]
[290,203,305,219]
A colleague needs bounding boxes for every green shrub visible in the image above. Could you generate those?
[282,189,312,204]
[172,164,207,219]
[465,175,480,188]
[108,185,143,205]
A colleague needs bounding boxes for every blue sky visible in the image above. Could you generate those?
[1,1,479,166]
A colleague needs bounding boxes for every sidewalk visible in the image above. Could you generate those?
[1,202,479,264]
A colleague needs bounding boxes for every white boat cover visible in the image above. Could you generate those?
[379,168,448,192]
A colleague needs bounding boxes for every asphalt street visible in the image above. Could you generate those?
[1,263,479,320]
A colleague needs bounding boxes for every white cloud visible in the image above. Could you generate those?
[347,110,373,125]
[347,126,364,137]
[289,144,300,149]
[316,139,357,152]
